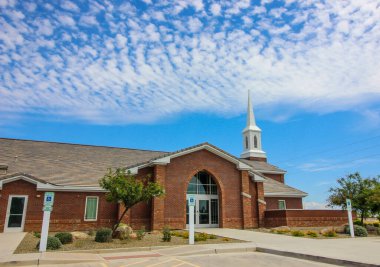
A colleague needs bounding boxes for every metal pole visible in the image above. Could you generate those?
[189,205,195,245]
[39,210,51,252]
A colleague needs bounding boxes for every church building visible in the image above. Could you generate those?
[0,94,349,233]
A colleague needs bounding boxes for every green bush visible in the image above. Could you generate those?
[88,229,95,236]
[353,219,364,226]
[136,227,146,240]
[54,232,73,244]
[33,232,41,238]
[194,232,208,242]
[322,230,337,237]
[353,225,368,237]
[181,231,189,239]
[36,236,62,250]
[208,234,217,239]
[291,230,305,237]
[373,222,379,227]
[162,226,171,242]
[95,228,112,243]
[306,231,318,238]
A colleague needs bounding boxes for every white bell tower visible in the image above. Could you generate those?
[240,91,266,160]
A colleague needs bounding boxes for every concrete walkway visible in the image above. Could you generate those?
[198,228,380,266]
[0,232,26,260]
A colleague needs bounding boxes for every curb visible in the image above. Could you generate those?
[174,247,256,256]
[256,247,379,267]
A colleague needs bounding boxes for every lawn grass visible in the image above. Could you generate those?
[15,231,243,254]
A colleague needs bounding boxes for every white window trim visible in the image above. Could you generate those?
[4,195,28,232]
[278,199,286,210]
[84,196,99,221]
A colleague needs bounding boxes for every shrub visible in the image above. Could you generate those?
[114,224,132,240]
[353,225,368,237]
[88,229,95,236]
[95,228,112,243]
[181,231,189,239]
[306,231,318,238]
[208,234,217,239]
[373,222,379,228]
[291,230,305,237]
[365,224,378,234]
[136,227,146,240]
[36,236,62,250]
[322,230,337,237]
[222,237,230,242]
[33,232,41,238]
[195,232,208,242]
[162,226,171,242]
[55,232,73,244]
[276,229,290,235]
[353,219,363,226]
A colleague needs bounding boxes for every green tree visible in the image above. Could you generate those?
[100,168,165,235]
[369,183,380,219]
[327,172,379,224]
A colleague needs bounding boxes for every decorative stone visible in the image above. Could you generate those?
[71,231,89,240]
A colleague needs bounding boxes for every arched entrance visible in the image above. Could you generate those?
[186,171,219,228]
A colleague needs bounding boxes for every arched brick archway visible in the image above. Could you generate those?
[182,168,225,228]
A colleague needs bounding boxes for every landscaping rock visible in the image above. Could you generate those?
[115,224,133,240]
[130,233,138,239]
[71,231,90,240]
[320,227,334,235]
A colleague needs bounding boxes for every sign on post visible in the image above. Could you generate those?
[188,195,195,245]
[346,199,355,238]
[40,192,55,252]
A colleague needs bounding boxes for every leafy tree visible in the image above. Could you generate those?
[100,168,165,235]
[327,172,379,224]
[369,183,380,219]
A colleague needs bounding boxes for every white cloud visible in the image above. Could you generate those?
[210,3,221,16]
[0,0,379,124]
[303,201,330,210]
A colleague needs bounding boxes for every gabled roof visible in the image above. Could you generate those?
[240,159,286,173]
[126,142,266,182]
[263,176,308,197]
[0,138,166,186]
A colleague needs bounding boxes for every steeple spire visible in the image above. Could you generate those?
[240,91,267,161]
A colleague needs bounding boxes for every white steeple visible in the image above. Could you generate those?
[240,90,266,160]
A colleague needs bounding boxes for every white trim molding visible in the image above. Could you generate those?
[258,199,266,205]
[4,195,28,232]
[84,196,99,221]
[264,192,308,197]
[241,192,252,199]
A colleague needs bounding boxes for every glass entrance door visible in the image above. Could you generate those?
[186,195,219,228]
[5,196,28,232]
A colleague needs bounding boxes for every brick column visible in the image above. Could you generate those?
[151,164,166,230]
[256,182,266,227]
[241,170,253,229]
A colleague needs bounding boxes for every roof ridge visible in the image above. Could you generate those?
[0,137,168,153]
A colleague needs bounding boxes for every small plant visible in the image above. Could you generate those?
[181,231,189,239]
[276,229,290,235]
[194,232,208,242]
[306,231,318,238]
[322,230,337,237]
[95,228,112,243]
[88,229,95,236]
[136,227,146,240]
[291,230,305,237]
[54,232,73,244]
[162,226,171,242]
[33,232,41,238]
[353,225,368,237]
[208,234,217,239]
[36,236,62,250]
[222,237,230,242]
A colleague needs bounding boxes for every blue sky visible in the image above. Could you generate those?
[1,0,380,208]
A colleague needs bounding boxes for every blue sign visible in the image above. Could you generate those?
[44,192,55,207]
[188,195,196,206]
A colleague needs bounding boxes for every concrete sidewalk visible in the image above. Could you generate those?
[0,232,26,260]
[198,228,380,266]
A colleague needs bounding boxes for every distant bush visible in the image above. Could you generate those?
[377,228,380,236]
[208,234,217,239]
[136,227,146,240]
[162,226,171,242]
[88,229,95,236]
[36,236,62,250]
[373,222,379,228]
[95,228,112,243]
[322,230,337,237]
[306,231,318,238]
[291,230,305,237]
[33,232,41,238]
[353,219,364,226]
[195,232,208,242]
[346,225,368,237]
[276,229,290,235]
[55,232,73,244]
[222,237,230,242]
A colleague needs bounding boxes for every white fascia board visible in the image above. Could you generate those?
[264,192,308,197]
[0,175,106,192]
[237,162,252,170]
[151,156,171,165]
[249,172,266,182]
[37,184,106,192]
[255,170,287,174]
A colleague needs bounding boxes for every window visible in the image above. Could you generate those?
[84,196,99,221]
[278,200,286,210]
[254,136,258,148]
[245,136,249,149]
[187,171,217,195]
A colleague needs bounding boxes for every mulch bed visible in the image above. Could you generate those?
[15,231,243,254]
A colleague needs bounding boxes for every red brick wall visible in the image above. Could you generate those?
[262,173,284,183]
[265,210,355,228]
[0,179,118,232]
[265,197,303,210]
[163,149,244,229]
